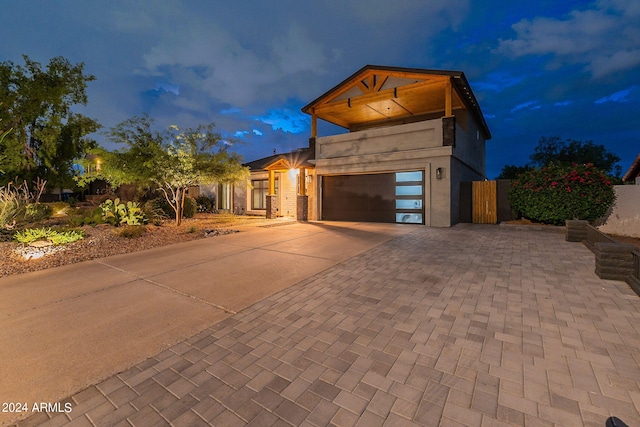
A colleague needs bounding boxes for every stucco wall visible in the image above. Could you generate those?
[314,119,455,227]
[317,119,443,161]
[598,185,640,238]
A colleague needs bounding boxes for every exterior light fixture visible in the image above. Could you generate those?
[436,167,444,180]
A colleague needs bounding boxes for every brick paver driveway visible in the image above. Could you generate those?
[17,224,640,426]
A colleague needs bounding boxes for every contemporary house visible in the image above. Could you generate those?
[237,65,492,227]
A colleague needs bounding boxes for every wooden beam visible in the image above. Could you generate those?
[268,169,276,195]
[373,75,388,92]
[314,79,448,113]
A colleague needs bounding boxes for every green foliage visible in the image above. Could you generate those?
[196,195,216,213]
[529,136,621,176]
[24,203,52,222]
[14,227,84,245]
[0,55,101,188]
[67,207,104,227]
[0,187,27,227]
[116,225,147,239]
[99,198,145,226]
[78,115,248,225]
[498,136,622,180]
[182,196,197,219]
[510,163,616,225]
[496,165,533,180]
[142,200,168,226]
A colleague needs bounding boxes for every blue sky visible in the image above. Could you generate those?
[1,0,638,178]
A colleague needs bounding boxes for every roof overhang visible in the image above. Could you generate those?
[302,65,491,140]
[245,149,314,172]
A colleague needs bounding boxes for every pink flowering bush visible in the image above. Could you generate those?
[510,163,615,225]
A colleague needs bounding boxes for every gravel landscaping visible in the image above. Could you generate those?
[0,214,266,278]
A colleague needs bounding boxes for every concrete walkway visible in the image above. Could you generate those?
[4,223,640,426]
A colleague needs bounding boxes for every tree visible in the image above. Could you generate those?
[497,136,621,179]
[496,164,532,180]
[529,136,621,176]
[78,115,248,225]
[0,55,101,187]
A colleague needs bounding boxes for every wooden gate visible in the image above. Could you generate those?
[472,180,497,224]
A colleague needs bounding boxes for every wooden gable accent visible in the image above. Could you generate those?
[303,65,491,139]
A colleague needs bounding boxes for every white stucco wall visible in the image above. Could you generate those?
[598,185,640,237]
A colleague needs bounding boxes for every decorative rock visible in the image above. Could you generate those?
[29,240,53,248]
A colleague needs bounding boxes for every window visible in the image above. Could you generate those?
[252,179,278,210]
[395,171,424,224]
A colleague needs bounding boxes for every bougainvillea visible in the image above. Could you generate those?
[509,163,616,225]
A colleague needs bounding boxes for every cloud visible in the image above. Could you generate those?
[510,101,540,113]
[138,18,336,109]
[496,0,640,77]
[253,108,309,134]
[472,72,526,93]
[595,86,637,104]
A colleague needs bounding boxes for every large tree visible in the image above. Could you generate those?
[497,136,621,179]
[79,115,248,225]
[0,55,100,187]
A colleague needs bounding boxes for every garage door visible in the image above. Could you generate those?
[322,171,424,224]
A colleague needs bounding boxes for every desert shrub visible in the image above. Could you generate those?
[15,227,84,245]
[0,183,29,227]
[24,203,52,222]
[99,198,146,226]
[183,196,197,218]
[143,199,169,226]
[116,225,147,238]
[196,195,216,213]
[146,196,196,219]
[510,163,616,225]
[145,197,173,218]
[68,207,104,227]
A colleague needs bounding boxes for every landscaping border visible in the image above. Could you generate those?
[566,220,639,293]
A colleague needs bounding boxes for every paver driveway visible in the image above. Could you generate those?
[9,224,640,426]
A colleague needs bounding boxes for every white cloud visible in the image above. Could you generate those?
[510,101,539,113]
[595,86,637,104]
[497,0,640,77]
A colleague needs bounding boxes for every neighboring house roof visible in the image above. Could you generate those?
[245,148,314,171]
[622,153,640,182]
[302,65,491,139]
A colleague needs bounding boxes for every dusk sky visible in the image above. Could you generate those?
[1,0,638,179]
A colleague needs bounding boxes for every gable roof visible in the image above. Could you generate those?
[622,153,640,182]
[302,65,491,139]
[245,148,314,171]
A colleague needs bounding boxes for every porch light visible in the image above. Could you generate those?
[436,167,444,180]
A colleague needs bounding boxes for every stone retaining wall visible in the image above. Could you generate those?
[566,220,637,285]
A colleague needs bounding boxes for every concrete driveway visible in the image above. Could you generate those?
[0,221,413,426]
